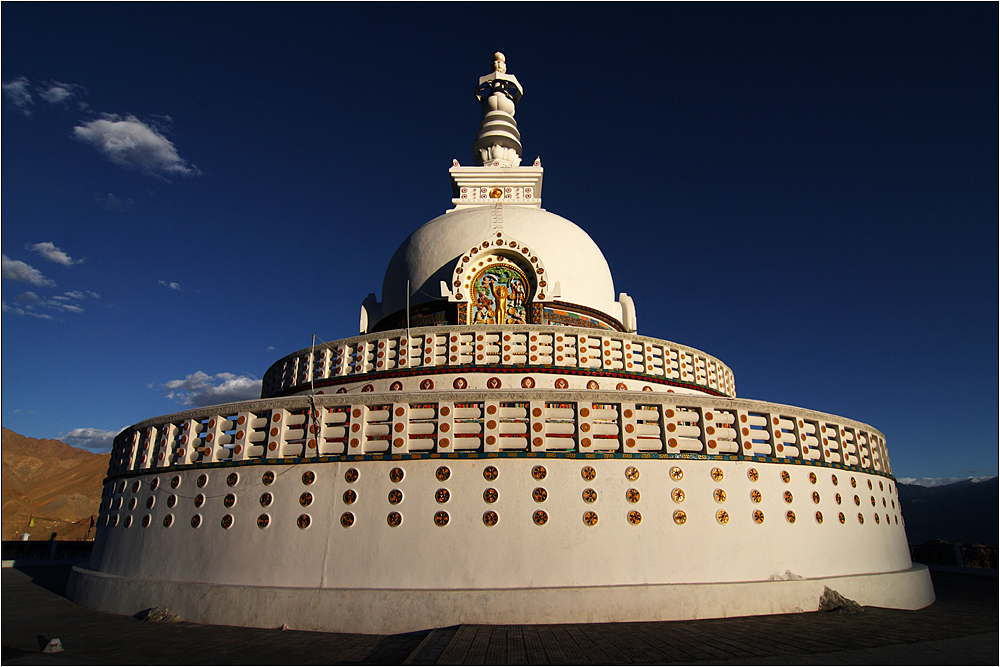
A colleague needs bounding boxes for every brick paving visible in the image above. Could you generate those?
[2,566,995,665]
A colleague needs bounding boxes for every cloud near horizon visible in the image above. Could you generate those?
[73,113,201,178]
[27,241,81,266]
[157,371,262,407]
[895,476,996,488]
[3,77,34,115]
[61,427,122,452]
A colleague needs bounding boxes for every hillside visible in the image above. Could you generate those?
[898,477,998,547]
[2,427,110,541]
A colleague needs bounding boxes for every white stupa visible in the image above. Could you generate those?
[69,54,934,633]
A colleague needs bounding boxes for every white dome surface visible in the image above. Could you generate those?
[381,206,619,321]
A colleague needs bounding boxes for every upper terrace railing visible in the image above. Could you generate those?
[109,392,891,478]
[261,326,737,398]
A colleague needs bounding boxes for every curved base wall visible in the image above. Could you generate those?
[68,565,934,634]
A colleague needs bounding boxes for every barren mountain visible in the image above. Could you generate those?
[2,427,110,541]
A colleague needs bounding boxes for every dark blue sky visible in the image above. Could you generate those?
[2,4,996,484]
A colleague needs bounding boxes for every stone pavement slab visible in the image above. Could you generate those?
[2,566,996,665]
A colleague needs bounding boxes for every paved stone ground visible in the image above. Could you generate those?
[2,566,995,665]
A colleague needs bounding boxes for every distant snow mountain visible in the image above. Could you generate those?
[898,477,998,546]
[2,427,109,541]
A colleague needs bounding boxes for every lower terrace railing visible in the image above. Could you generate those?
[261,326,737,399]
[109,393,890,478]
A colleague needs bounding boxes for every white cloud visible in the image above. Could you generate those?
[37,80,86,106]
[61,427,122,453]
[3,77,33,115]
[2,301,54,319]
[63,290,100,299]
[97,193,134,212]
[895,476,995,488]
[158,371,262,407]
[73,113,201,178]
[15,291,38,302]
[158,280,182,291]
[27,241,81,266]
[2,254,56,287]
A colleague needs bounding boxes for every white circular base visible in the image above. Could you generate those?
[68,564,935,635]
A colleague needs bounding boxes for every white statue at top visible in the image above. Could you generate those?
[493,52,506,74]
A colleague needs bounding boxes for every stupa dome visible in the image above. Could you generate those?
[380,205,619,324]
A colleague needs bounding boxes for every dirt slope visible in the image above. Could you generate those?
[2,427,110,541]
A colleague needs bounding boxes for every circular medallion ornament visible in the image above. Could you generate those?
[673,510,687,525]
[257,514,269,529]
[832,474,839,486]
[780,470,790,484]
[854,495,860,506]
[387,512,402,528]
[751,489,762,503]
[299,492,313,507]
[868,479,873,490]
[836,493,842,505]
[784,491,793,504]
[221,514,234,529]
[858,513,864,524]
[435,488,450,504]
[259,493,272,508]
[133,480,141,493]
[617,382,628,391]
[587,380,599,390]
[224,494,236,508]
[809,472,817,484]
[711,467,724,482]
[434,511,450,527]
[532,487,548,503]
[197,474,208,488]
[420,379,434,391]
[338,513,352,528]
[146,496,155,509]
[583,511,599,526]
[670,466,684,481]
[625,466,639,482]
[815,511,824,524]
[582,488,597,503]
[362,384,374,392]
[436,466,451,482]
[483,511,498,526]
[554,378,569,389]
[851,477,857,488]
[345,468,359,483]
[532,510,548,526]
[532,465,547,480]
[581,466,596,481]
[343,490,357,505]
[142,515,151,528]
[262,471,275,485]
[813,491,821,504]
[124,516,133,528]
[487,377,502,389]
[521,377,535,389]
[753,510,765,524]
[453,377,468,389]
[163,515,173,528]
[191,515,201,528]
[714,489,727,503]
[747,468,759,482]
[389,381,403,391]
[483,488,498,503]
[717,510,730,524]
[167,495,177,508]
[389,467,405,483]
[388,489,403,505]
[150,478,159,490]
[194,494,205,508]
[129,498,138,511]
[302,471,315,485]
[171,476,181,489]
[227,473,239,487]
[626,488,640,504]
[786,511,796,524]
[672,488,685,503]
[483,466,499,481]
[837,512,845,524]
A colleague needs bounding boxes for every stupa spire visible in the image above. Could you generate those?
[473,52,524,167]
